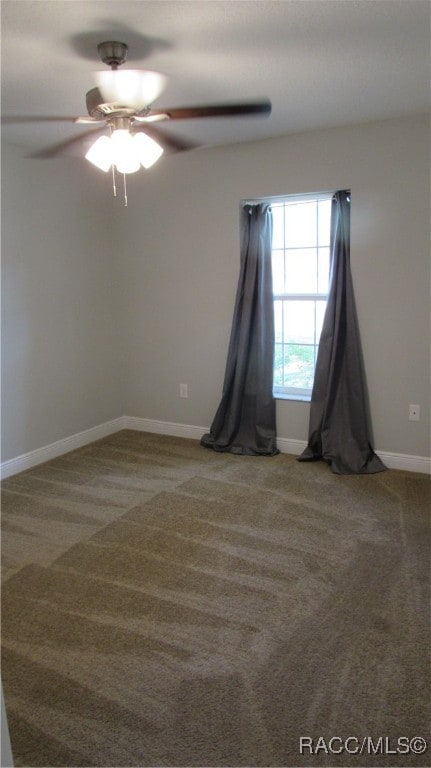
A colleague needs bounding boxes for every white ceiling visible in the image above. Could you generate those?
[1,0,430,157]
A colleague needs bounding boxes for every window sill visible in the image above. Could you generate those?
[273,393,311,403]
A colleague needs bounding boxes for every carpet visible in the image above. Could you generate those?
[1,430,430,766]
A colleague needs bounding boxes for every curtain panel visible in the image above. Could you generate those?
[299,190,386,474]
[201,203,278,455]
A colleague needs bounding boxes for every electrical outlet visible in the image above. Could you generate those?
[180,383,188,398]
[408,404,420,422]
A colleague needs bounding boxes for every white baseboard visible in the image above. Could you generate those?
[276,436,307,456]
[1,416,430,478]
[125,419,306,455]
[276,436,431,473]
[124,419,430,474]
[0,417,125,480]
[374,450,430,475]
[122,416,208,441]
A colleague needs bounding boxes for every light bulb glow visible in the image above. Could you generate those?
[86,127,164,177]
[133,133,164,169]
[85,135,112,172]
[111,129,140,174]
[96,69,167,107]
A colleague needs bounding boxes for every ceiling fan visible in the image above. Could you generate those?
[3,41,272,204]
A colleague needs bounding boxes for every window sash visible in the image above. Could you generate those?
[271,193,332,399]
[273,293,328,301]
[273,384,313,400]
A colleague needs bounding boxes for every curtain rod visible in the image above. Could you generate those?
[241,190,336,205]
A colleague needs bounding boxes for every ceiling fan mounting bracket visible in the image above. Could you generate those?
[97,41,128,69]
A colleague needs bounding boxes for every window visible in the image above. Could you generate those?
[271,193,332,400]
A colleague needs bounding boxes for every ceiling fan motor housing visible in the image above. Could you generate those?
[86,87,140,120]
[97,41,128,68]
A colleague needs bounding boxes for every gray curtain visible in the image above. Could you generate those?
[201,203,279,455]
[299,190,386,474]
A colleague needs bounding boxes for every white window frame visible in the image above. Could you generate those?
[269,191,333,401]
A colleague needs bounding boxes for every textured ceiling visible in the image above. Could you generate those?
[1,0,430,156]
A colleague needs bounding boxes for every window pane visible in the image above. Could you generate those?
[283,301,316,344]
[316,300,327,341]
[318,247,330,293]
[285,248,317,293]
[274,343,284,386]
[285,201,317,248]
[274,299,283,342]
[318,199,331,245]
[269,193,333,397]
[283,344,315,388]
[272,249,285,294]
[271,204,285,250]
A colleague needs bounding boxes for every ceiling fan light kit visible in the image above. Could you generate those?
[86,128,164,173]
[86,122,164,206]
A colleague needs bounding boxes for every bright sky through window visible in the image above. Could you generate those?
[272,195,332,399]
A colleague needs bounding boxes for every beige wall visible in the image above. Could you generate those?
[1,145,124,461]
[2,113,430,462]
[121,113,430,457]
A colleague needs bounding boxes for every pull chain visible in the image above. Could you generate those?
[109,124,117,198]
[109,167,127,206]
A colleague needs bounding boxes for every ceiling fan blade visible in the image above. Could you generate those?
[2,115,88,124]
[147,100,272,121]
[131,122,199,153]
[74,117,107,125]
[27,127,107,158]
[134,112,170,123]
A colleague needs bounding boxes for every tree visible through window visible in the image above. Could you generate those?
[272,194,332,399]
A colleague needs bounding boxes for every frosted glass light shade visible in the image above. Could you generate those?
[111,129,140,174]
[96,69,167,107]
[86,130,164,174]
[133,133,164,168]
[85,135,112,172]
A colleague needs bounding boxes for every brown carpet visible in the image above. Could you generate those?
[1,430,430,767]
